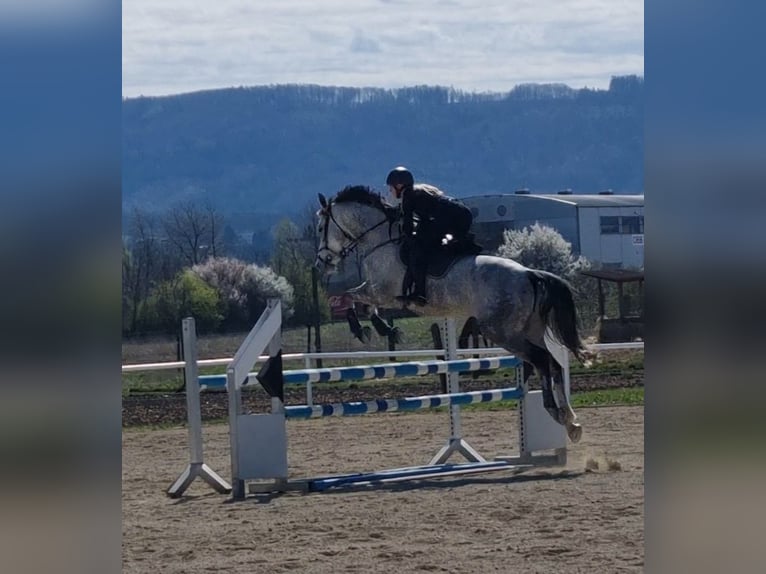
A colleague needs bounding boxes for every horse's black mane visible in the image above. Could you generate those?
[333,185,388,212]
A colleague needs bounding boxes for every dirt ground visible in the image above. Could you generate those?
[122,406,644,573]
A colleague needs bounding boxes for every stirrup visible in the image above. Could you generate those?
[395,293,427,307]
[411,294,428,306]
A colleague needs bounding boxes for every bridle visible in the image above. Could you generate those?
[317,200,398,266]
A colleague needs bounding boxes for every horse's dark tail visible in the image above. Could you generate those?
[527,269,592,365]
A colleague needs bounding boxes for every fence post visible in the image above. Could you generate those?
[387,317,397,362]
[430,322,447,394]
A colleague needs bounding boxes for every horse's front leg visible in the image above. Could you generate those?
[346,305,371,344]
[369,308,403,344]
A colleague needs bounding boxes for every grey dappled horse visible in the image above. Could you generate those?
[315,186,592,442]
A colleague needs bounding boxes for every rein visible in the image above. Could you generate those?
[320,203,400,263]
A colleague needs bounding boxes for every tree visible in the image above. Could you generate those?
[123,208,164,334]
[271,217,329,327]
[141,270,223,334]
[222,223,254,262]
[496,223,599,330]
[298,205,330,358]
[496,223,590,281]
[162,201,225,266]
[122,244,134,334]
[240,263,296,326]
[191,256,295,330]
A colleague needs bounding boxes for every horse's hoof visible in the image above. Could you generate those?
[567,423,583,443]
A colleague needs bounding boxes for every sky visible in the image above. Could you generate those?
[122,0,643,99]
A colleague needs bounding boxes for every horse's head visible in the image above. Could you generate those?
[315,193,346,274]
[314,185,397,274]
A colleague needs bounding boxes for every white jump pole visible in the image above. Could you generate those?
[167,317,232,498]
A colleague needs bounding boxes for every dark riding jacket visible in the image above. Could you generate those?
[400,184,473,246]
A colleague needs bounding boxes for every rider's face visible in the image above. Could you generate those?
[389,184,405,200]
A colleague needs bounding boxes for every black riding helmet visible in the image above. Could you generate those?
[386,166,414,187]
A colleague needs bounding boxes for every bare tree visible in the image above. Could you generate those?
[270,207,329,356]
[162,201,225,266]
[300,204,323,359]
[123,207,162,333]
[205,202,224,258]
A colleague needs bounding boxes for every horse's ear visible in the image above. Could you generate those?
[318,193,328,209]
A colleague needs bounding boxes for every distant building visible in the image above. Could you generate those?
[461,191,644,269]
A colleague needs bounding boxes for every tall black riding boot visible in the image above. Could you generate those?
[411,266,428,306]
[396,268,414,303]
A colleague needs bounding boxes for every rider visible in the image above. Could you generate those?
[386,166,479,306]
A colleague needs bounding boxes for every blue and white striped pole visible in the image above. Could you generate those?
[284,386,523,419]
[198,355,520,390]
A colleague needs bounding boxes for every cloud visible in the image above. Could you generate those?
[350,31,381,53]
[123,0,643,97]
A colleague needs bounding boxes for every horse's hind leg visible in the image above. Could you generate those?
[523,344,559,425]
[549,358,582,443]
[524,342,582,443]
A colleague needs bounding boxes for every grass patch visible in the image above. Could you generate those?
[415,386,644,415]
[571,387,643,407]
[460,387,644,412]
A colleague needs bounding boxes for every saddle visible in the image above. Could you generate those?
[399,234,483,279]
